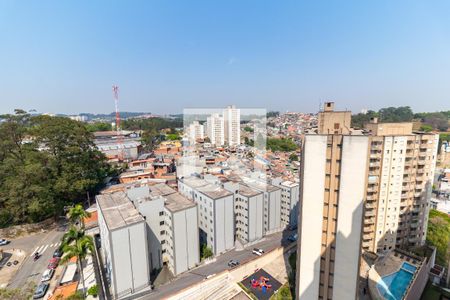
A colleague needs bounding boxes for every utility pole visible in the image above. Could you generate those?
[112,85,124,161]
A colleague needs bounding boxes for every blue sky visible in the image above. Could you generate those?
[1,1,450,115]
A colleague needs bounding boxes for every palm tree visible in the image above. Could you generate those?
[68,204,91,229]
[61,235,94,298]
[62,226,85,246]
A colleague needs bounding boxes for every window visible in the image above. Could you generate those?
[159,211,164,216]
[160,221,164,226]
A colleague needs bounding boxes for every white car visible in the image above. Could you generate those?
[41,269,54,282]
[0,239,9,246]
[252,248,263,256]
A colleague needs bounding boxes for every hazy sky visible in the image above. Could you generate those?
[1,1,450,115]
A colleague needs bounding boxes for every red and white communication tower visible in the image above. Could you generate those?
[112,85,124,161]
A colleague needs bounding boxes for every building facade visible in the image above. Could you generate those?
[272,179,299,226]
[362,120,439,253]
[223,105,241,146]
[188,121,205,145]
[206,113,225,146]
[224,182,264,243]
[97,192,151,299]
[296,134,369,300]
[178,177,235,255]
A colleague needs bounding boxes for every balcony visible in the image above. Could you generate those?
[370,152,381,159]
[364,225,374,233]
[365,218,375,225]
[365,210,376,217]
[365,202,376,209]
[366,194,377,201]
[408,236,419,243]
[367,186,378,193]
[369,161,381,168]
[362,241,372,248]
[410,222,419,229]
[363,234,372,241]
[371,144,383,150]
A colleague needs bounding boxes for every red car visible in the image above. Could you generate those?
[47,257,60,270]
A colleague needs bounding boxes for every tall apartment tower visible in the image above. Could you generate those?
[188,121,204,145]
[296,133,369,300]
[362,119,439,253]
[206,113,225,146]
[223,105,241,146]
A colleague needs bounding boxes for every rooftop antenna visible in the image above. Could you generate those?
[112,85,124,161]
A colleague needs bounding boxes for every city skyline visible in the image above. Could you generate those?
[1,1,450,115]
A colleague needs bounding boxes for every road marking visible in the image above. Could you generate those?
[41,244,49,254]
[30,246,40,257]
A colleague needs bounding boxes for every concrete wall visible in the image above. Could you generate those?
[332,135,368,300]
[134,198,164,271]
[172,206,200,275]
[247,193,264,242]
[288,185,299,226]
[213,195,235,254]
[297,135,327,300]
[110,222,150,298]
[266,189,282,232]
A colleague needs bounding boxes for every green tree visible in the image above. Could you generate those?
[419,124,433,132]
[244,126,254,133]
[289,153,298,161]
[61,234,95,298]
[141,128,159,151]
[351,110,378,128]
[200,244,213,259]
[379,106,413,122]
[426,210,450,265]
[0,112,109,226]
[87,285,98,297]
[85,122,112,132]
[67,204,91,229]
[266,138,297,152]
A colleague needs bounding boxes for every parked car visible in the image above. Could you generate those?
[228,259,240,267]
[33,283,49,299]
[0,238,10,246]
[53,248,63,258]
[252,248,264,256]
[288,233,298,242]
[41,269,55,282]
[47,257,60,270]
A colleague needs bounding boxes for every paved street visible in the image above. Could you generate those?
[2,229,65,289]
[145,229,295,300]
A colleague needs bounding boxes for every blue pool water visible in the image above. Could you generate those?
[376,262,417,300]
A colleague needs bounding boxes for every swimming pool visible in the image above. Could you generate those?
[376,262,417,300]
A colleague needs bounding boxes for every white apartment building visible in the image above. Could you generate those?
[178,176,235,255]
[224,182,264,243]
[272,179,299,226]
[162,192,199,275]
[223,105,241,146]
[244,179,282,234]
[296,134,369,300]
[206,113,225,146]
[188,121,204,145]
[97,192,151,299]
[126,183,200,276]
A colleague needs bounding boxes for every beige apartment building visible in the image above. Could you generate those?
[296,102,438,299]
[362,119,439,253]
